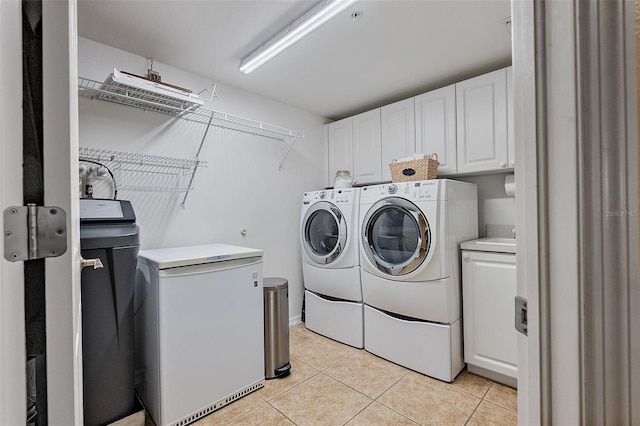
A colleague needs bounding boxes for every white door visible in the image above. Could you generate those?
[1,2,82,424]
[415,85,457,175]
[353,109,382,184]
[0,2,27,424]
[43,2,83,423]
[381,98,416,182]
[456,68,508,173]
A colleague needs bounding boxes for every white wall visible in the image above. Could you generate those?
[456,173,515,237]
[78,37,328,321]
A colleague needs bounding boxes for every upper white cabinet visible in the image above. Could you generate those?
[415,85,457,175]
[456,68,508,174]
[327,111,382,187]
[327,116,353,184]
[325,66,515,185]
[381,99,415,182]
[506,66,515,168]
[353,109,382,185]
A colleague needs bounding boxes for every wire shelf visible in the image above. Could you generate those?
[79,147,208,193]
[78,76,305,141]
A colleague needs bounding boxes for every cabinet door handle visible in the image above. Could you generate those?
[499,161,507,168]
[462,253,470,261]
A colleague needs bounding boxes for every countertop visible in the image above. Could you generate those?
[460,237,516,254]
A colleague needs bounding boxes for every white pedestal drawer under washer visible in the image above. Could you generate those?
[358,179,478,382]
[300,188,363,348]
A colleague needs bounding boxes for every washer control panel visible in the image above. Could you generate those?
[302,188,359,205]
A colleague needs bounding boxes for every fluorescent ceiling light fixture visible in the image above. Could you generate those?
[239,0,358,74]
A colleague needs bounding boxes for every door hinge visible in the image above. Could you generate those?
[3,204,67,262]
[515,296,528,335]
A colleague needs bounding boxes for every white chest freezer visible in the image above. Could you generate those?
[134,244,265,426]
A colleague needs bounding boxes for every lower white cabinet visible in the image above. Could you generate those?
[461,249,517,384]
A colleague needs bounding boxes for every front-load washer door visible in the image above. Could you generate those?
[362,198,431,276]
[302,201,347,265]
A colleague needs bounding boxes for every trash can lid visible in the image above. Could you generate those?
[264,277,288,291]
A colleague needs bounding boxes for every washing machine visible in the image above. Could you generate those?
[301,188,363,348]
[359,179,477,381]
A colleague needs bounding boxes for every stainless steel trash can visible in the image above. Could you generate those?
[263,277,291,379]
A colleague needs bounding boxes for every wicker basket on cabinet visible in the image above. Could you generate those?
[389,154,439,182]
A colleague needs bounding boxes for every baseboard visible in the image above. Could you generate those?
[289,315,302,327]
[467,364,517,389]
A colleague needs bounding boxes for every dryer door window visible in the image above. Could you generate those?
[362,198,431,276]
[303,202,347,265]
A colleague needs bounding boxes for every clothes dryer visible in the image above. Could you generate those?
[359,179,477,381]
[301,188,363,348]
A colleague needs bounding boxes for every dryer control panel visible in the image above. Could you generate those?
[360,180,440,203]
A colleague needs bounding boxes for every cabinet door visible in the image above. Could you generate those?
[415,85,457,175]
[353,109,382,185]
[327,117,353,186]
[381,99,415,182]
[507,66,515,168]
[456,68,508,173]
[462,250,518,379]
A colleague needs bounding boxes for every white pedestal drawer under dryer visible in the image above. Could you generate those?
[359,179,478,382]
[300,188,363,348]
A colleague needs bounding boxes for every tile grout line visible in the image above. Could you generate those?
[372,374,406,402]
[374,399,422,425]
[340,398,376,426]
[221,401,262,426]
[265,371,373,426]
[264,399,299,426]
[294,346,416,424]
[481,382,518,413]
[260,368,322,403]
[373,400,421,425]
[462,394,484,426]
[481,397,518,414]
[314,370,381,403]
[372,375,424,426]
[452,384,491,400]
[315,352,358,372]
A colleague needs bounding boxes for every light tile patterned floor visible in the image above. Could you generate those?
[157,324,518,426]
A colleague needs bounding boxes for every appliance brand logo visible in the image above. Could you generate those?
[207,255,230,261]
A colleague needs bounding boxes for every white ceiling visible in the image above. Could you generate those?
[77,0,512,120]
